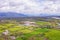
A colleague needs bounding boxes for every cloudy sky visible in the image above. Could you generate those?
[0,0,60,15]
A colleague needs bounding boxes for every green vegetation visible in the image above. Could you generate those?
[0,19,60,40]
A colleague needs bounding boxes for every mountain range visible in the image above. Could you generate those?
[0,12,27,18]
[0,12,60,18]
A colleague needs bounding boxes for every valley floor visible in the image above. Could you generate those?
[0,19,60,40]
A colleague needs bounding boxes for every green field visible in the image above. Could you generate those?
[0,20,60,40]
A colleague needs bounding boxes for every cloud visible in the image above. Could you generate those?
[0,0,60,14]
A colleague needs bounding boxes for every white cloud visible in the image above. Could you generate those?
[0,0,60,14]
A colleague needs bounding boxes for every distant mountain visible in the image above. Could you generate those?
[0,12,60,18]
[0,12,27,18]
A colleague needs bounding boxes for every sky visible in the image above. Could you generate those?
[0,0,60,15]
